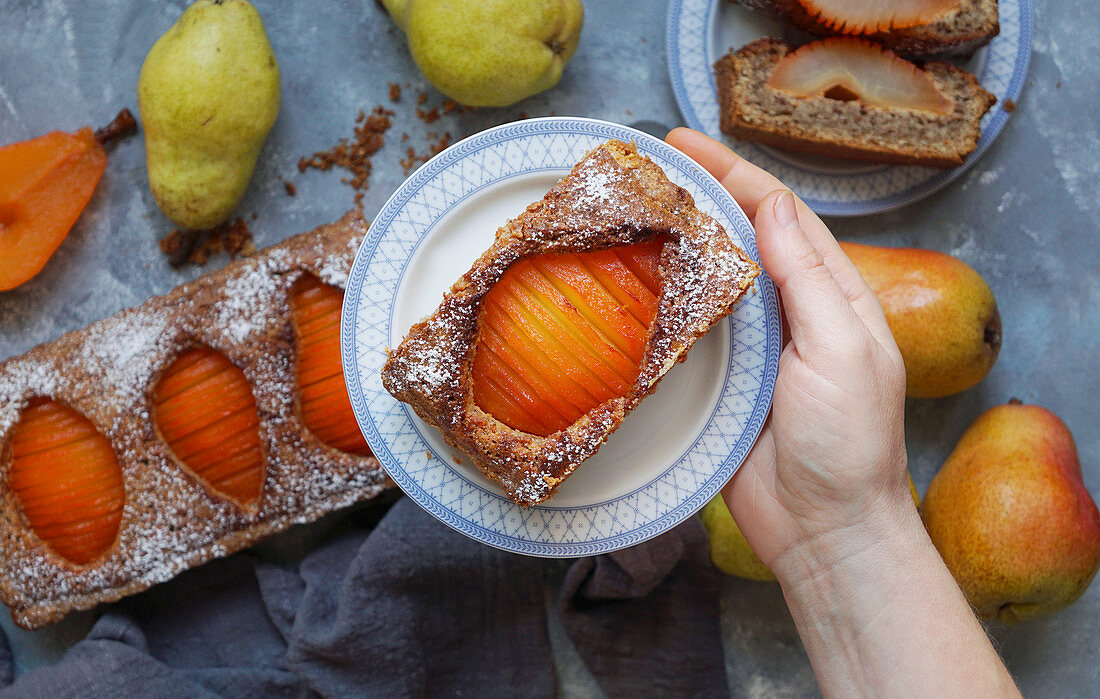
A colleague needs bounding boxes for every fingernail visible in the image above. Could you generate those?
[774,191,799,228]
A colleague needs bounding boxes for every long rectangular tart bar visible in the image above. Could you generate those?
[0,210,387,629]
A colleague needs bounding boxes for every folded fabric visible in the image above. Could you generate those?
[1,497,727,697]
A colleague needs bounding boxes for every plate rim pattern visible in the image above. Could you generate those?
[341,116,781,557]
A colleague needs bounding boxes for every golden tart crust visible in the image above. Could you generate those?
[0,211,389,629]
[381,140,761,507]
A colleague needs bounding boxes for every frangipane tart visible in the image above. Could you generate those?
[381,141,761,506]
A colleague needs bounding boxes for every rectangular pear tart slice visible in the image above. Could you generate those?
[381,140,761,507]
[715,38,996,168]
[0,210,388,630]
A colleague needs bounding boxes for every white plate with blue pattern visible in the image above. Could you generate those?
[341,117,781,557]
[666,0,1032,216]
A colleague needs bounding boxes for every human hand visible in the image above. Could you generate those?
[665,129,914,581]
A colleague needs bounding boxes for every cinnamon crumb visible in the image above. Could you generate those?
[297,105,393,195]
[388,82,401,101]
[399,132,452,174]
[1002,98,1017,112]
[417,106,441,124]
[401,133,409,142]
[159,218,254,268]
[284,181,297,196]
[417,92,427,105]
[442,100,459,114]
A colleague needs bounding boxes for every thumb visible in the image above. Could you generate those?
[755,190,863,354]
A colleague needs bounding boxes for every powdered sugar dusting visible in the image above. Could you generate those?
[76,310,171,424]
[0,360,58,434]
[0,214,387,629]
[216,250,291,344]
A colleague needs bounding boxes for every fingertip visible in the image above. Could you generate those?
[664,126,695,144]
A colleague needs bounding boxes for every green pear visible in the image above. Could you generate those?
[701,495,776,581]
[703,478,920,581]
[382,0,583,107]
[138,0,280,230]
[840,242,1001,398]
[922,401,1100,623]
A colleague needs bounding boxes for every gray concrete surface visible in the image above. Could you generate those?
[0,0,1097,695]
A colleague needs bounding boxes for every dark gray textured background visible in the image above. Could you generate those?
[0,0,1096,695]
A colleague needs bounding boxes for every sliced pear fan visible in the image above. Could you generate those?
[767,38,955,114]
[797,0,961,33]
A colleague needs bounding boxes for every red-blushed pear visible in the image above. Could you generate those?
[921,400,1100,623]
[839,241,1000,398]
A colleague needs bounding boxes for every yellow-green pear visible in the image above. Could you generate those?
[701,495,776,581]
[840,242,1001,399]
[922,401,1100,623]
[382,0,583,107]
[138,0,280,230]
[703,477,920,581]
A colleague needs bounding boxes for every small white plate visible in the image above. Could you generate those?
[666,0,1032,216]
[342,117,780,557]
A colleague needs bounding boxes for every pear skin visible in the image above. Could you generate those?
[702,479,919,582]
[138,0,280,230]
[921,401,1100,623]
[701,495,776,581]
[840,242,1001,398]
[383,0,583,107]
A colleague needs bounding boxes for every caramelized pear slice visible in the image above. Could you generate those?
[767,38,955,114]
[797,0,960,33]
[472,236,666,436]
[155,347,265,507]
[290,275,372,455]
[9,398,125,565]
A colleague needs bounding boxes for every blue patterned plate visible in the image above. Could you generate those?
[667,0,1032,216]
[342,117,780,557]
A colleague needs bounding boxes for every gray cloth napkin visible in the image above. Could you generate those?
[0,496,727,697]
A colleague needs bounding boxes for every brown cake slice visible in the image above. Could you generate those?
[715,38,996,168]
[0,210,388,629]
[381,140,760,507]
[728,0,999,59]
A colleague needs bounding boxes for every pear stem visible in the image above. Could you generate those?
[94,108,138,146]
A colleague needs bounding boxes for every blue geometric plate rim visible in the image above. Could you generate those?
[342,116,781,557]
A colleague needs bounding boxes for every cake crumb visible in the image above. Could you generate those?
[426,451,433,460]
[388,82,401,102]
[159,218,255,268]
[284,181,297,196]
[297,105,393,197]
[417,92,427,105]
[417,106,441,124]
[399,132,452,174]
[1002,98,1017,112]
